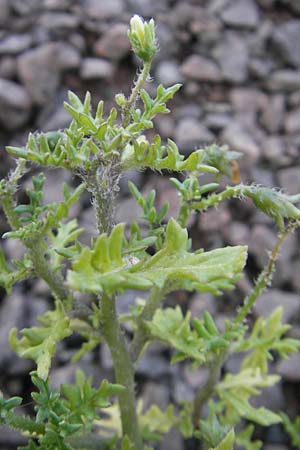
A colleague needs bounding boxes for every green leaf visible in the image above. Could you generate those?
[210,429,235,450]
[280,413,300,449]
[236,425,262,450]
[9,301,72,380]
[140,404,178,434]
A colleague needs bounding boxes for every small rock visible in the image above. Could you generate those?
[80,57,114,79]
[205,112,232,130]
[17,43,60,104]
[137,352,170,379]
[260,94,285,134]
[94,23,131,61]
[160,428,184,450]
[277,166,300,194]
[0,34,32,55]
[248,58,272,79]
[267,70,300,91]
[11,0,40,14]
[42,106,71,132]
[249,224,277,267]
[175,117,215,152]
[156,61,183,87]
[38,12,79,31]
[189,292,217,318]
[142,382,169,411]
[220,0,260,29]
[254,289,300,323]
[277,353,300,381]
[181,54,222,82]
[262,135,291,166]
[56,43,81,71]
[0,56,17,78]
[0,0,10,24]
[221,121,260,161]
[115,197,143,225]
[0,78,32,130]
[82,0,124,20]
[272,20,300,68]
[284,107,300,134]
[127,0,168,15]
[43,0,73,9]
[119,169,143,196]
[214,32,249,83]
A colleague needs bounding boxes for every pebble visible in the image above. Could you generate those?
[17,43,60,104]
[181,54,222,82]
[11,0,40,15]
[156,60,183,87]
[0,34,32,55]
[39,12,79,31]
[253,289,300,323]
[175,117,215,153]
[220,0,260,29]
[221,121,260,161]
[277,353,300,382]
[214,31,249,83]
[94,23,131,61]
[0,78,32,129]
[0,0,10,24]
[56,42,81,70]
[267,70,300,91]
[277,166,300,194]
[284,107,300,134]
[259,94,285,134]
[82,0,125,20]
[80,57,114,79]
[271,20,300,68]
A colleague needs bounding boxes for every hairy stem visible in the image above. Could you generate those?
[100,293,143,449]
[67,433,115,449]
[234,221,297,325]
[191,184,252,212]
[122,61,151,128]
[192,350,227,427]
[3,411,45,436]
[130,287,165,362]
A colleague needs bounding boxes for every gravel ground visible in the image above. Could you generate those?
[0,1,300,449]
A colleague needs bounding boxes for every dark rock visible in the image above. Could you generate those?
[82,0,125,20]
[0,56,17,78]
[119,169,143,196]
[278,0,300,14]
[137,352,170,379]
[17,43,60,104]
[253,289,300,323]
[94,23,131,61]
[277,353,300,381]
[221,121,260,161]
[267,70,300,91]
[214,32,249,83]
[0,34,32,55]
[0,78,32,130]
[277,166,300,194]
[272,20,300,68]
[80,57,114,79]
[156,61,183,87]
[181,54,222,82]
[284,107,300,134]
[160,428,184,450]
[0,426,27,447]
[248,58,272,79]
[220,0,260,29]
[175,117,214,152]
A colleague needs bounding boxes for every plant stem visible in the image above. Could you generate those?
[130,287,165,362]
[122,61,151,128]
[100,293,143,449]
[67,433,115,449]
[234,221,297,326]
[191,185,250,212]
[192,350,227,427]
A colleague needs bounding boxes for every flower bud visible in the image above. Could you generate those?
[128,15,158,62]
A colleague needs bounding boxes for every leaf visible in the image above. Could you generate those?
[146,307,206,363]
[210,429,235,450]
[9,301,72,380]
[236,425,262,450]
[140,404,178,434]
[280,413,300,449]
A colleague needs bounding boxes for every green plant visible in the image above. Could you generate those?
[0,15,300,450]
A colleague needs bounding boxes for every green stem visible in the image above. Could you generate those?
[192,350,227,427]
[67,433,115,449]
[234,222,296,325]
[191,185,251,212]
[130,287,165,362]
[100,293,143,449]
[4,411,45,436]
[122,61,152,128]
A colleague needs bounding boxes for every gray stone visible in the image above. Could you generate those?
[94,23,131,61]
[119,169,143,196]
[0,0,10,24]
[156,61,183,87]
[137,352,170,379]
[205,112,232,130]
[181,54,222,82]
[82,0,124,20]
[221,121,260,161]
[0,78,32,129]
[80,57,114,79]
[214,32,249,83]
[260,94,285,133]
[189,292,217,318]
[277,166,300,194]
[254,289,300,323]
[284,107,300,134]
[43,0,73,8]
[17,43,60,104]
[11,0,40,14]
[277,353,300,381]
[262,135,292,166]
[175,117,214,152]
[38,12,79,30]
[142,382,169,412]
[220,0,260,29]
[127,0,168,15]
[0,34,32,55]
[161,428,184,450]
[267,70,300,91]
[0,56,17,78]
[56,43,81,70]
[42,107,71,132]
[249,224,277,267]
[272,20,300,68]
[248,58,272,79]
